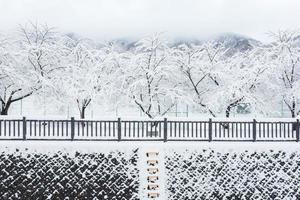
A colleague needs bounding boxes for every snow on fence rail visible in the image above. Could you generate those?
[0,117,299,141]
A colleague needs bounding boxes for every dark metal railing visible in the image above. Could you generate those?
[0,117,299,142]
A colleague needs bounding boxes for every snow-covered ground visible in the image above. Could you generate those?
[1,141,300,152]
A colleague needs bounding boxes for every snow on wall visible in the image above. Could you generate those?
[165,145,300,200]
[0,142,139,200]
[1,142,300,199]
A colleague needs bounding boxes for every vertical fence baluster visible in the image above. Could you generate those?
[52,121,54,137]
[60,121,63,137]
[129,121,132,138]
[124,121,127,138]
[33,121,36,137]
[47,121,50,137]
[190,122,193,138]
[18,120,20,137]
[66,120,69,137]
[90,121,93,137]
[99,122,102,137]
[56,120,59,137]
[268,122,271,138]
[182,122,185,138]
[215,122,217,139]
[95,121,98,137]
[288,123,291,139]
[283,123,286,139]
[158,121,161,138]
[43,120,45,137]
[142,121,145,137]
[178,122,181,138]
[8,121,11,137]
[104,121,107,137]
[201,122,204,139]
[186,122,189,138]
[272,122,275,139]
[276,122,279,139]
[248,122,251,139]
[240,122,243,139]
[118,118,121,141]
[110,122,112,138]
[208,119,212,142]
[13,121,15,137]
[279,122,282,138]
[234,122,236,138]
[164,118,167,142]
[137,122,140,138]
[113,122,115,138]
[38,121,41,137]
[23,117,27,140]
[219,122,222,139]
[231,122,234,138]
[296,119,299,142]
[169,122,172,138]
[174,122,177,138]
[4,120,6,137]
[134,121,136,138]
[253,119,256,142]
[71,117,75,141]
[85,121,88,137]
[264,123,267,139]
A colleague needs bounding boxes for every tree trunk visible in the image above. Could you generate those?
[1,101,11,115]
[291,110,295,118]
[80,106,86,119]
[291,100,296,118]
[76,98,92,119]
[225,105,231,118]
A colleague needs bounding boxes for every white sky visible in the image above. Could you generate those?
[0,0,299,41]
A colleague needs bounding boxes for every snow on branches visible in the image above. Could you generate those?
[118,34,183,119]
[1,25,300,118]
[266,30,300,117]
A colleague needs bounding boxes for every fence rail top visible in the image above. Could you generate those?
[1,117,300,122]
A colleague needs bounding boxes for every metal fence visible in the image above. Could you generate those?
[0,117,299,141]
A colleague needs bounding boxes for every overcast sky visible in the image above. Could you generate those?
[0,0,299,42]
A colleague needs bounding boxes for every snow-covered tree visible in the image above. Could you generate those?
[206,49,268,117]
[2,25,300,119]
[0,34,35,115]
[19,23,63,79]
[266,30,300,117]
[119,34,183,119]
[53,37,113,119]
[0,23,63,115]
[171,43,227,117]
[172,41,269,118]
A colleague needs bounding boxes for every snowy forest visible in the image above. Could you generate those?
[1,23,300,119]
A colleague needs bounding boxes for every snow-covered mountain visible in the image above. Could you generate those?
[64,32,264,55]
[212,33,262,56]
[107,38,136,51]
[105,33,263,55]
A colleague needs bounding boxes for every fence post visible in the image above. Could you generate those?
[296,119,299,142]
[22,117,27,140]
[163,118,168,142]
[118,118,121,141]
[71,117,75,141]
[253,119,257,142]
[208,118,212,142]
